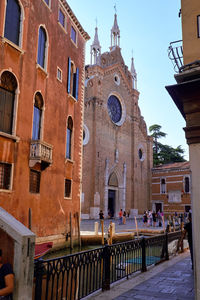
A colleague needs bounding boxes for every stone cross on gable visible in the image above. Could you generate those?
[114,4,117,13]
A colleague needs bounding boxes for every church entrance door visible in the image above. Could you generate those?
[108,189,115,218]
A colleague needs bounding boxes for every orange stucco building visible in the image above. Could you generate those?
[152,162,191,216]
[0,0,89,243]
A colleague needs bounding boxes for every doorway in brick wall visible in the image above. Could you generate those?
[155,203,162,213]
[108,189,116,218]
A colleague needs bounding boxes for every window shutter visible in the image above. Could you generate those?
[67,57,71,94]
[32,106,41,140]
[4,90,14,134]
[0,88,14,134]
[37,27,46,68]
[75,67,79,100]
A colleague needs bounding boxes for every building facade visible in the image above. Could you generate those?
[81,14,153,219]
[166,0,200,297]
[0,0,89,243]
[152,162,191,216]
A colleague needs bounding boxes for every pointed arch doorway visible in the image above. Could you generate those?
[108,172,118,218]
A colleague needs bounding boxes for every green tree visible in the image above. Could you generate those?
[149,124,167,154]
[149,124,186,166]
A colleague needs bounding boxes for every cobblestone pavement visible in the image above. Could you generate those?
[88,252,194,300]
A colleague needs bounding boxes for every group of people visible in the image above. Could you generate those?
[143,210,163,227]
[99,209,130,225]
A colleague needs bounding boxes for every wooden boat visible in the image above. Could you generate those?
[34,242,53,259]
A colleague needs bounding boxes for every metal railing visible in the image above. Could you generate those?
[168,40,183,73]
[34,231,182,300]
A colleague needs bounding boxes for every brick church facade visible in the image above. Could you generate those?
[0,0,89,243]
[81,14,153,219]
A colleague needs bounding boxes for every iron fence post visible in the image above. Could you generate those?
[165,232,169,260]
[141,238,147,272]
[34,259,43,300]
[102,245,110,291]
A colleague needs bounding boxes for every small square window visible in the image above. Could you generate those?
[59,9,65,28]
[197,15,200,38]
[0,163,12,190]
[71,26,77,44]
[65,179,71,198]
[30,170,40,193]
[57,67,62,81]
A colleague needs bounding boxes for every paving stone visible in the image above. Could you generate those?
[114,256,194,300]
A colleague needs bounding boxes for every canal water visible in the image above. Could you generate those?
[43,244,102,259]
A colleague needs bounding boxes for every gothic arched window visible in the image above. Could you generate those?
[4,0,21,45]
[37,27,47,69]
[0,71,17,134]
[66,117,73,159]
[32,92,43,140]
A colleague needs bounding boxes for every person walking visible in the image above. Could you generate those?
[152,211,157,227]
[157,210,162,227]
[143,211,147,227]
[123,211,126,225]
[99,210,104,230]
[180,212,193,269]
[119,209,123,225]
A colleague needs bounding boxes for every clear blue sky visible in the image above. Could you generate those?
[67,0,188,159]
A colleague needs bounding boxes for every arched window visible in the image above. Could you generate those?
[108,173,118,187]
[184,176,190,193]
[32,92,43,140]
[67,58,79,100]
[37,27,47,69]
[161,178,166,194]
[66,117,73,159]
[4,0,21,45]
[0,71,17,134]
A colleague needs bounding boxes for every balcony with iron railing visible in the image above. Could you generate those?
[168,40,200,76]
[168,40,183,73]
[29,140,53,170]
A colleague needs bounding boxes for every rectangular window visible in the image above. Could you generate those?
[29,170,40,193]
[0,163,12,190]
[71,26,77,44]
[44,0,49,5]
[65,179,71,198]
[59,9,65,28]
[197,15,200,38]
[57,67,62,82]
